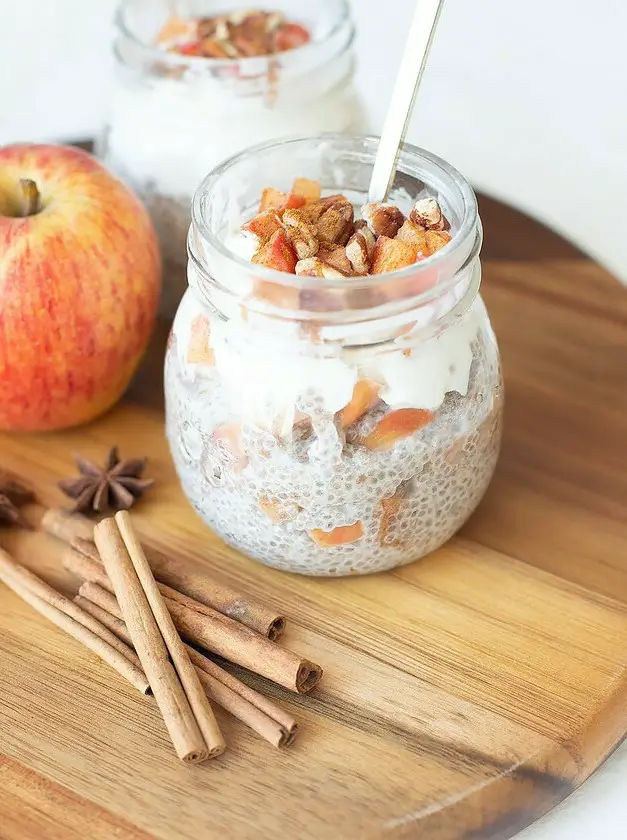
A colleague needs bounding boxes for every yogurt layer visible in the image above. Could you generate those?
[105,78,364,200]
[186,224,483,422]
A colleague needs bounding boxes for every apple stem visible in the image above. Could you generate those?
[19,179,41,217]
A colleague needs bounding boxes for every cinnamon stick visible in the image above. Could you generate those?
[0,549,149,695]
[94,518,210,764]
[43,508,285,639]
[76,586,297,748]
[66,542,322,694]
[115,511,225,758]
[41,508,95,543]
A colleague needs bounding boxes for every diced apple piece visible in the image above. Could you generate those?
[178,42,203,56]
[243,210,282,242]
[292,177,321,202]
[338,379,380,428]
[378,480,411,547]
[285,193,307,210]
[371,236,418,274]
[309,521,364,548]
[252,229,297,273]
[258,495,302,523]
[155,16,197,46]
[361,408,434,451]
[424,230,452,255]
[213,422,248,471]
[259,187,306,212]
[274,22,311,52]
[186,315,214,365]
[379,494,403,547]
[378,497,402,548]
[254,280,300,310]
[396,220,429,256]
[259,187,288,211]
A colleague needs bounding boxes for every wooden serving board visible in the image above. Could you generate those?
[2,197,627,840]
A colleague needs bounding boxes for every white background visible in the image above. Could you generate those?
[1,0,625,282]
[1,2,626,837]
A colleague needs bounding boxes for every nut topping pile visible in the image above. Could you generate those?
[156,10,310,59]
[241,179,452,277]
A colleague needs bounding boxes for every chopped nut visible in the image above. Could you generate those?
[161,11,310,59]
[265,11,286,32]
[214,17,231,41]
[296,202,328,225]
[295,258,346,279]
[409,197,450,231]
[197,17,218,39]
[318,193,350,208]
[346,227,375,274]
[361,203,405,238]
[318,244,353,275]
[228,8,263,26]
[295,258,323,277]
[355,221,376,251]
[199,37,231,58]
[316,199,354,246]
[282,210,319,259]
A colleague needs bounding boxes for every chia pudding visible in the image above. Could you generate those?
[100,0,365,316]
[165,136,503,575]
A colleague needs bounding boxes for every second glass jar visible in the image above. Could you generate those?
[165,135,503,576]
[100,0,365,316]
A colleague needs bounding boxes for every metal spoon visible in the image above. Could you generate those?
[368,0,446,204]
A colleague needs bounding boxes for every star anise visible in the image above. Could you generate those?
[0,470,36,529]
[58,447,155,514]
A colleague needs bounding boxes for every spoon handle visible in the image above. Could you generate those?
[368,0,446,204]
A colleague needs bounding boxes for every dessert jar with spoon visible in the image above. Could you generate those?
[164,135,503,576]
[99,0,365,316]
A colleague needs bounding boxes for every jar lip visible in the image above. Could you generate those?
[113,0,352,70]
[190,133,479,299]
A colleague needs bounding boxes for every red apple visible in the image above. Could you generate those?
[0,144,161,431]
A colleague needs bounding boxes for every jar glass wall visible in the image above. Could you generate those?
[99,0,365,316]
[165,135,503,576]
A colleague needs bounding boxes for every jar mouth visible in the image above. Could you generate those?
[114,0,352,70]
[190,133,480,308]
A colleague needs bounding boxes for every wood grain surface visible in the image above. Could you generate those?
[1,195,627,840]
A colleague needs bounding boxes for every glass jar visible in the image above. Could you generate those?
[164,135,503,576]
[99,0,365,317]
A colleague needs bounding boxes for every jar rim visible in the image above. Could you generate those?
[190,133,480,307]
[113,0,352,70]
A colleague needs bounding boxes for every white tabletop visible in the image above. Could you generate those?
[516,740,627,839]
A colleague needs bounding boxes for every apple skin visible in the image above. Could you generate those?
[0,144,161,431]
